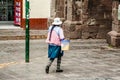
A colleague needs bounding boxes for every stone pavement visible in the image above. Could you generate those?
[0,39,120,80]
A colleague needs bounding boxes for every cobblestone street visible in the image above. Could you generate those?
[0,39,120,80]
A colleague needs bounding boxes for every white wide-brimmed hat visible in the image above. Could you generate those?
[52,17,62,25]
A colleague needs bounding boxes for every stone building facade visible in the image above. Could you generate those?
[49,0,120,47]
[107,0,120,47]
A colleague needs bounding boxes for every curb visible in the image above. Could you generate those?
[0,35,47,40]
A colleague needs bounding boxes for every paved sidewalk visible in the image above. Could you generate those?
[0,29,47,40]
[0,24,47,40]
[0,39,120,80]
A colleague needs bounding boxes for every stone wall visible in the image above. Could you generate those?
[50,0,112,39]
[83,0,112,39]
[48,0,65,27]
[107,0,120,47]
[63,0,112,39]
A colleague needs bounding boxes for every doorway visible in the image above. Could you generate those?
[0,0,14,23]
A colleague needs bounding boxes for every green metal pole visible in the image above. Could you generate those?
[25,0,30,62]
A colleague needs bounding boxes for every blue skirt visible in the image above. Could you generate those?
[48,44,64,59]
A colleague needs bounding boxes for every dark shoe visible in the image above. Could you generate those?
[56,69,63,72]
[45,66,49,74]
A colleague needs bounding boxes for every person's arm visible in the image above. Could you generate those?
[59,28,65,41]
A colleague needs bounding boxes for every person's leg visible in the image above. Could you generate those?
[45,58,54,74]
[56,56,63,72]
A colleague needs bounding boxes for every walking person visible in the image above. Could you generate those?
[45,17,65,74]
